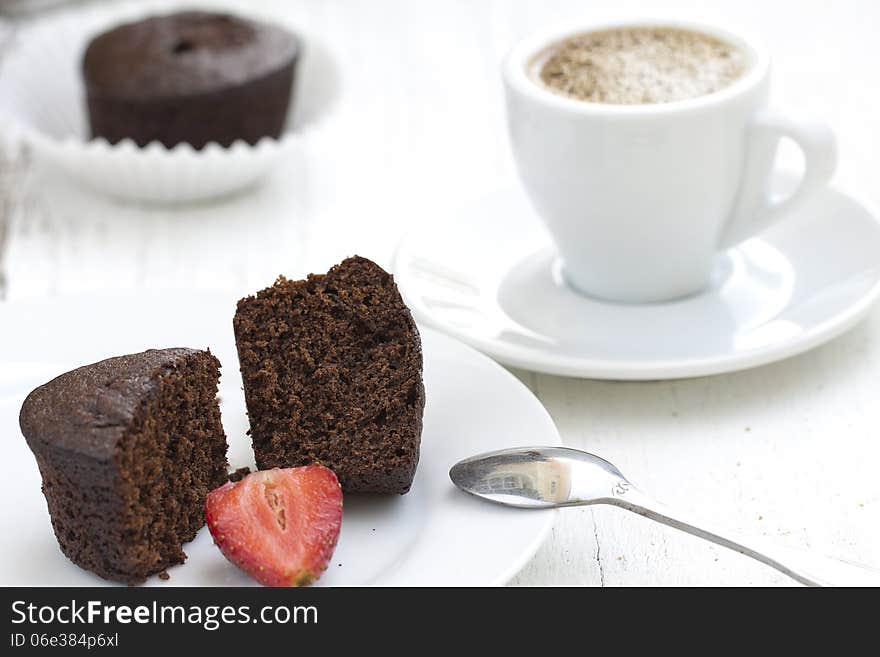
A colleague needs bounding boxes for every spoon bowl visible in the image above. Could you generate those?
[450,446,626,508]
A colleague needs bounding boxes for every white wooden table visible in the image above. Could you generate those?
[1,0,878,586]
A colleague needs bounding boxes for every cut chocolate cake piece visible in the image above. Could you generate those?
[233,256,425,494]
[19,348,228,584]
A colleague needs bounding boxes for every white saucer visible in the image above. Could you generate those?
[0,293,559,586]
[393,179,880,379]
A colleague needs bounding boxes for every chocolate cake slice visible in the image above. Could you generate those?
[19,348,228,584]
[233,256,425,494]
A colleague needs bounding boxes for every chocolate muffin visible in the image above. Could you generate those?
[233,257,425,494]
[19,348,228,584]
[83,11,299,149]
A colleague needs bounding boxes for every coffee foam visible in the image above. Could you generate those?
[535,27,748,105]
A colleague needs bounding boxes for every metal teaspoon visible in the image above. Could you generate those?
[450,446,880,586]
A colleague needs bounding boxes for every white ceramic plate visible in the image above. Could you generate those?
[393,178,880,380]
[0,293,559,586]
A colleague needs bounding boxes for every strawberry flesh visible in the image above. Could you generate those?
[205,465,343,586]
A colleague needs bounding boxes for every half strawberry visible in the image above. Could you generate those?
[205,465,343,586]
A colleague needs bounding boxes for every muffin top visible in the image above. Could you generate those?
[19,348,212,461]
[82,11,299,100]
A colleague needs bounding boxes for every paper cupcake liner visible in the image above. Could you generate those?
[0,1,339,203]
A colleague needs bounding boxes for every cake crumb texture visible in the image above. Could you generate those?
[233,256,425,494]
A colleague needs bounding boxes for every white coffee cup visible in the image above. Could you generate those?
[502,19,836,303]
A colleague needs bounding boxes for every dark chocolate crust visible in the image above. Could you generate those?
[233,256,425,494]
[82,11,299,148]
[20,348,228,584]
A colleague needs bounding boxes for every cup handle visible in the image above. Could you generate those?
[718,111,837,249]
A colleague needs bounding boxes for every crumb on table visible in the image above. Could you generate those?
[228,466,252,482]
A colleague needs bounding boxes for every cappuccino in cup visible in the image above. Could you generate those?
[532,27,747,105]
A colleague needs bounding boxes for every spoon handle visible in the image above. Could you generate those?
[607,486,880,587]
